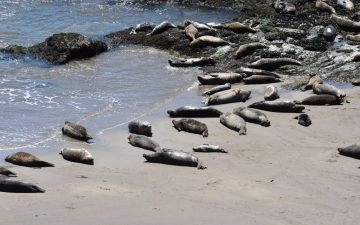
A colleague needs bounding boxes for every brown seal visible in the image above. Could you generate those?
[62,121,93,142]
[5,152,54,167]
[330,13,360,32]
[347,34,360,41]
[60,148,94,165]
[316,0,336,14]
[351,54,360,62]
[264,85,280,100]
[220,112,247,135]
[235,43,269,58]
[224,22,259,33]
[172,118,208,137]
[185,24,198,41]
[293,114,312,127]
[338,144,360,159]
[128,134,161,152]
[301,74,323,91]
[0,167,17,177]
[313,83,346,99]
[294,95,343,105]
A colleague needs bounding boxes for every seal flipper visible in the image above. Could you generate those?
[34,160,55,167]
[197,162,207,170]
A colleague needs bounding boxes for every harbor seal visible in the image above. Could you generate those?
[338,144,360,159]
[224,22,259,33]
[323,25,337,42]
[146,21,176,36]
[190,36,232,48]
[167,106,223,118]
[60,148,94,165]
[198,72,243,85]
[0,167,17,177]
[190,21,212,31]
[195,29,217,38]
[243,75,283,84]
[172,119,208,137]
[337,0,355,11]
[130,22,156,34]
[202,89,251,105]
[168,57,215,67]
[313,83,346,98]
[247,58,303,71]
[143,148,206,169]
[0,176,45,193]
[128,120,152,136]
[272,0,296,14]
[206,22,223,29]
[352,79,360,85]
[128,134,161,152]
[264,85,280,100]
[234,67,282,78]
[202,83,231,96]
[294,95,343,105]
[330,13,360,32]
[235,43,269,59]
[316,0,336,14]
[5,152,54,167]
[346,34,360,41]
[248,100,305,113]
[301,74,323,91]
[351,54,360,62]
[233,106,270,127]
[293,114,312,127]
[185,24,198,41]
[193,144,228,153]
[62,121,93,142]
[220,112,247,135]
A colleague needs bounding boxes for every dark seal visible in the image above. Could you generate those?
[0,176,45,193]
[338,144,360,159]
[5,152,54,167]
[172,119,208,137]
[293,114,312,127]
[233,106,270,127]
[167,106,223,118]
[0,167,17,177]
[62,121,93,142]
[247,100,305,113]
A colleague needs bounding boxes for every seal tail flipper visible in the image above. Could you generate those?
[197,162,207,170]
[293,116,299,120]
[86,135,93,140]
[201,98,209,105]
[221,149,229,153]
[202,130,208,138]
[32,185,46,193]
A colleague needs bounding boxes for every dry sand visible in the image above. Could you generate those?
[0,77,360,225]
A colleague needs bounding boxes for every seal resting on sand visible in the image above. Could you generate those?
[313,83,346,98]
[243,75,283,84]
[0,176,45,193]
[202,89,251,105]
[198,72,243,85]
[301,74,323,91]
[220,112,247,135]
[0,167,17,177]
[264,85,280,101]
[143,148,206,169]
[172,119,208,137]
[167,106,223,118]
[62,121,93,142]
[128,120,152,136]
[202,83,231,96]
[233,106,270,127]
[60,148,94,165]
[338,144,360,159]
[248,100,305,113]
[193,144,228,153]
[5,152,54,167]
[294,95,343,105]
[128,134,161,152]
[293,114,312,127]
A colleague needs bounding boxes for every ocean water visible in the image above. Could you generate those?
[0,0,238,150]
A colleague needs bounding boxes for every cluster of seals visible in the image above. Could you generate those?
[193,144,228,153]
[5,152,54,167]
[198,72,243,85]
[60,148,94,165]
[234,43,269,59]
[264,85,280,100]
[248,100,305,113]
[243,75,283,84]
[234,67,282,78]
[294,95,343,105]
[301,74,323,91]
[0,176,45,193]
[202,83,231,96]
[247,58,303,71]
[128,120,152,136]
[143,148,206,169]
[233,106,270,127]
[202,89,251,105]
[146,21,176,36]
[224,22,259,33]
[338,144,360,159]
[293,114,312,127]
[190,36,232,48]
[128,134,161,152]
[62,121,93,142]
[220,112,247,135]
[172,119,208,137]
[168,57,215,67]
[0,167,17,177]
[167,106,223,118]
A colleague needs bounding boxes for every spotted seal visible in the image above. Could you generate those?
[247,58,303,71]
[337,0,355,11]
[264,85,280,100]
[338,144,360,159]
[130,22,156,34]
[202,83,231,96]
[243,75,283,84]
[62,121,93,142]
[233,106,270,127]
[167,106,223,118]
[190,36,232,48]
[220,112,247,135]
[313,83,346,98]
[293,114,312,127]
[185,24,198,41]
[128,134,161,152]
[301,74,323,91]
[146,21,176,36]
[248,100,305,113]
[330,13,360,32]
[224,22,259,33]
[60,148,94,165]
[323,25,337,42]
[168,57,215,67]
[0,167,17,177]
[316,0,336,14]
[0,176,45,193]
[294,95,343,105]
[172,119,208,137]
[5,152,54,167]
[198,72,243,85]
[193,144,228,153]
[202,89,251,105]
[143,148,206,169]
[234,67,282,78]
[235,43,269,59]
[128,120,152,136]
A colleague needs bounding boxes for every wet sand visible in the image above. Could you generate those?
[1,78,360,225]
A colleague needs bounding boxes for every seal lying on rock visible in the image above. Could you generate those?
[313,83,346,98]
[337,0,355,11]
[193,144,228,153]
[206,22,223,29]
[202,89,251,105]
[294,95,343,105]
[351,54,360,62]
[202,83,231,96]
[185,24,198,41]
[130,22,156,34]
[190,21,212,31]
[293,114,312,127]
[0,167,17,177]
[235,43,269,59]
[264,85,280,100]
[346,34,360,41]
[323,25,337,42]
[233,106,270,127]
[60,148,94,165]
[234,67,282,78]
[128,120,152,136]
[172,119,208,137]
[338,144,360,159]
[224,22,259,33]
[248,100,305,113]
[167,106,223,118]
[195,29,217,38]
[0,176,45,193]
[330,13,360,32]
[243,75,283,84]
[316,0,336,14]
[168,57,215,67]
[128,134,161,152]
[272,0,296,14]
[190,36,232,48]
[62,121,93,142]
[220,112,247,135]
[5,152,54,167]
[247,58,303,71]
[146,21,176,36]
[143,148,206,169]
[198,72,243,85]
[301,74,323,91]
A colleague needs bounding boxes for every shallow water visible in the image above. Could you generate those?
[0,0,238,150]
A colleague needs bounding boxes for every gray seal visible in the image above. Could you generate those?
[0,167,17,177]
[233,106,270,127]
[60,148,94,165]
[235,43,269,59]
[337,0,355,11]
[294,95,343,105]
[243,75,283,84]
[202,89,251,105]
[234,67,282,78]
[62,121,93,142]
[330,13,360,32]
[338,144,360,159]
[248,100,305,113]
[190,36,232,48]
[128,134,161,152]
[247,58,303,71]
[313,83,346,99]
[293,114,312,127]
[172,119,208,137]
[128,120,152,136]
[167,106,223,118]
[224,22,259,33]
[198,72,243,85]
[143,148,206,169]
[130,22,156,34]
[146,21,176,36]
[195,29,217,39]
[0,176,45,193]
[220,112,247,135]
[190,21,212,31]
[193,144,228,153]
[323,25,337,42]
[264,85,280,101]
[316,0,336,14]
[5,152,54,167]
[168,57,215,67]
[301,74,323,91]
[202,83,231,96]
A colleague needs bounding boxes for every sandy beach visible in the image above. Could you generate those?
[0,77,359,225]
